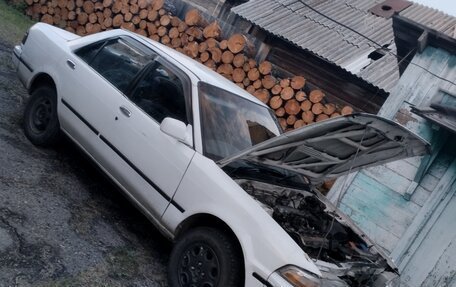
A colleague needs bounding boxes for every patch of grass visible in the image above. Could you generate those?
[0,0,35,45]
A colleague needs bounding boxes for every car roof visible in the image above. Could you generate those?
[121,30,268,108]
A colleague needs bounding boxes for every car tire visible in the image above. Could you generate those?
[168,227,243,287]
[23,85,61,146]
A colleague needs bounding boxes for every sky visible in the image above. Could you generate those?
[412,0,456,16]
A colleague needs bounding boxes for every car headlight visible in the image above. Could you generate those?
[275,265,321,287]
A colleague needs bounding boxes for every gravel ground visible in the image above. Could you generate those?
[0,33,171,287]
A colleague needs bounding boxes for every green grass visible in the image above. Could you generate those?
[0,0,35,45]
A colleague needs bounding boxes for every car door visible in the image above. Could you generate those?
[89,39,195,218]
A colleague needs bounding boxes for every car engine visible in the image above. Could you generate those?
[236,179,396,286]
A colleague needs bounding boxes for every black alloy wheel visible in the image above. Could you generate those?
[168,227,243,287]
[23,85,61,146]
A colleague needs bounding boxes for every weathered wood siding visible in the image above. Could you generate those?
[328,46,456,286]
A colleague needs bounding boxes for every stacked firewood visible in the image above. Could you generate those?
[24,0,354,130]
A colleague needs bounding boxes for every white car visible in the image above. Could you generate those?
[13,23,429,287]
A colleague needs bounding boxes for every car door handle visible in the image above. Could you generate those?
[119,106,131,117]
[66,59,75,70]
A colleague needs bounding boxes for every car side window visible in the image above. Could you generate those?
[128,59,188,124]
[76,38,152,94]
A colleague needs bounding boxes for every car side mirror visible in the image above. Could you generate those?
[160,117,193,147]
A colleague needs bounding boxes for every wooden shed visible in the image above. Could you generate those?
[328,15,456,287]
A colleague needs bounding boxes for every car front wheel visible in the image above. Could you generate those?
[23,85,60,146]
[168,227,243,287]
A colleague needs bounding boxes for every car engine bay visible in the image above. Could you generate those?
[235,179,397,286]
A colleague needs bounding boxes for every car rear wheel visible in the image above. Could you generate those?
[168,227,243,287]
[23,85,60,146]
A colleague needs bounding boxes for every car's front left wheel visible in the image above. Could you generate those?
[168,227,243,287]
[23,85,61,146]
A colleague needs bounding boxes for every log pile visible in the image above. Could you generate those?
[24,0,354,131]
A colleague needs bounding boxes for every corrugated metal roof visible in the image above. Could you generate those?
[231,0,456,93]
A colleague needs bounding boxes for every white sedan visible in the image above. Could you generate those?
[13,23,429,287]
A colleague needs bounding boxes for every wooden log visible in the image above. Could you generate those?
[169,27,179,39]
[233,54,245,68]
[253,89,270,104]
[150,34,160,41]
[242,62,250,72]
[219,39,228,50]
[139,19,147,30]
[203,59,215,70]
[41,14,54,24]
[146,22,157,35]
[208,47,222,63]
[284,99,300,115]
[138,0,147,9]
[330,112,341,118]
[262,75,276,89]
[269,96,282,109]
[157,26,167,37]
[280,86,294,100]
[341,106,354,115]
[158,8,166,16]
[152,0,164,10]
[68,10,76,20]
[184,42,199,58]
[316,114,329,122]
[95,11,104,23]
[40,5,48,14]
[242,78,250,87]
[302,111,314,124]
[111,0,122,13]
[57,0,67,8]
[160,14,171,26]
[121,22,135,32]
[280,78,290,88]
[82,0,94,13]
[102,0,112,7]
[205,38,218,48]
[129,3,139,14]
[232,68,245,83]
[75,25,86,35]
[198,41,208,53]
[103,17,112,28]
[235,83,244,89]
[290,76,306,90]
[103,7,112,18]
[66,0,75,10]
[246,85,255,94]
[248,58,256,68]
[300,100,312,111]
[252,79,262,89]
[203,21,221,39]
[139,8,148,19]
[311,102,324,115]
[295,91,306,102]
[177,21,188,33]
[180,33,189,46]
[227,34,246,54]
[322,103,336,115]
[75,0,83,7]
[171,37,182,48]
[170,16,181,27]
[286,115,297,126]
[186,26,203,41]
[131,15,140,25]
[69,20,79,29]
[77,12,88,25]
[147,9,158,21]
[217,64,233,76]
[161,35,170,45]
[309,89,324,103]
[275,107,285,117]
[185,8,206,26]
[221,50,234,64]
[271,85,282,95]
[258,61,272,75]
[124,11,133,22]
[247,68,260,81]
[88,12,97,24]
[294,119,305,129]
[200,51,210,62]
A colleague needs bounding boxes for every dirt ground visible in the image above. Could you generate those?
[0,6,175,287]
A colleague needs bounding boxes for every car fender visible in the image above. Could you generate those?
[162,152,321,286]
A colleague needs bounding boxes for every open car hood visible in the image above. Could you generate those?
[218,114,430,184]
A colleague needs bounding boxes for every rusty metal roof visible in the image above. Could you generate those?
[231,0,456,93]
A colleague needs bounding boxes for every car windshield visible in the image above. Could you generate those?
[199,82,281,161]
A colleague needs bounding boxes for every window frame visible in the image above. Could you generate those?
[74,36,193,126]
